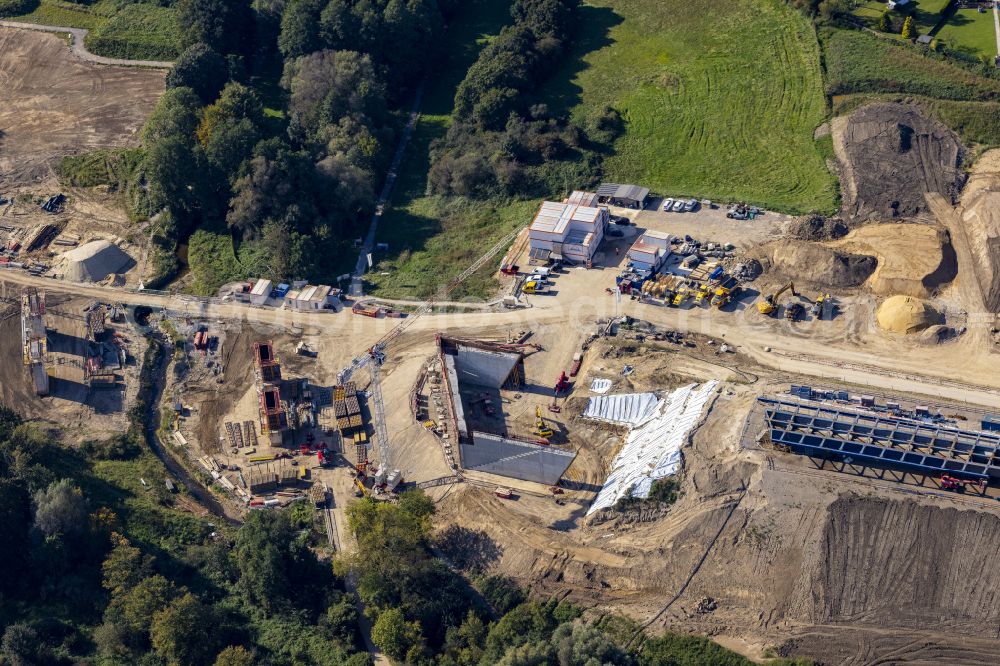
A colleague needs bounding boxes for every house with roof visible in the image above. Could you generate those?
[527,194,609,265]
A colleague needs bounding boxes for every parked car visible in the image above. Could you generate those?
[606,227,625,237]
[672,199,685,212]
[684,198,698,212]
[662,197,675,211]
[612,215,631,225]
[527,274,548,284]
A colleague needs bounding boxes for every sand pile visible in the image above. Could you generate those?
[60,240,133,283]
[835,103,963,221]
[876,295,942,334]
[757,240,876,288]
[827,223,955,298]
[959,149,1000,311]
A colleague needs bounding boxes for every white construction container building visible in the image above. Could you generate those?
[284,284,336,311]
[249,279,273,306]
[527,195,608,266]
[627,230,672,273]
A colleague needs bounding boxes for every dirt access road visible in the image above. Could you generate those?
[1,262,999,409]
[0,21,172,68]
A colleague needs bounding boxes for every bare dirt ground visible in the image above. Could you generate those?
[832,102,964,222]
[958,149,1000,311]
[0,288,140,439]
[0,26,164,190]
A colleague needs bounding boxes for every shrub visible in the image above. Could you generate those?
[0,0,39,17]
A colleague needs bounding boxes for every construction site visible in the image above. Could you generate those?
[7,66,1000,664]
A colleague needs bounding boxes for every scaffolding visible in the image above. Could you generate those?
[21,288,48,396]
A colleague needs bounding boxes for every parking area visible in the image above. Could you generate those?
[608,197,790,251]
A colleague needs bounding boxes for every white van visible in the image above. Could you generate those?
[532,267,551,277]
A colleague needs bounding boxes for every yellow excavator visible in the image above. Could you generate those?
[534,406,554,439]
[757,281,797,316]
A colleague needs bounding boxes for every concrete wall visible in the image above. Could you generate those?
[460,432,575,485]
[453,346,519,387]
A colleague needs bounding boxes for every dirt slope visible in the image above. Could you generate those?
[959,149,1000,311]
[834,103,963,222]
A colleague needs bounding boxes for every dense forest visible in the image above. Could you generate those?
[0,401,812,665]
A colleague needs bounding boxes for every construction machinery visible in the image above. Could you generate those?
[534,406,554,439]
[672,287,690,307]
[785,302,805,321]
[710,276,739,308]
[336,228,522,491]
[940,475,987,493]
[757,282,797,316]
[694,285,710,306]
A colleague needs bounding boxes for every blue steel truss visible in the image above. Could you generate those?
[760,398,1000,481]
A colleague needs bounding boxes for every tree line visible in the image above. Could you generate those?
[428,0,622,200]
[130,0,461,292]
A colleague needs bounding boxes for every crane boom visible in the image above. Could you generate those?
[339,226,522,472]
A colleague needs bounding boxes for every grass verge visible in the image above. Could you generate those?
[822,27,1000,100]
[84,3,178,60]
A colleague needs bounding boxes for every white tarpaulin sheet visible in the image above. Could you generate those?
[587,381,718,515]
[590,378,613,394]
[581,392,660,426]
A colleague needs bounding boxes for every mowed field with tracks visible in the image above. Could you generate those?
[564,0,838,213]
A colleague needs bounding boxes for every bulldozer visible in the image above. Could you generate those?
[694,285,710,305]
[534,406,554,439]
[757,282,797,316]
[672,287,690,307]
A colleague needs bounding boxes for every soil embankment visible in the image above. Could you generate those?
[834,103,964,221]
[959,149,1000,312]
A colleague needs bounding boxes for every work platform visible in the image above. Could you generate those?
[761,397,1000,482]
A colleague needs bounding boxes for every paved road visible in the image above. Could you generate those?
[0,20,173,68]
[350,83,425,297]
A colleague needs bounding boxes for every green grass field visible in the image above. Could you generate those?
[2,0,178,60]
[84,3,179,60]
[367,0,521,299]
[936,8,998,60]
[563,0,837,213]
[372,0,839,299]
[823,27,1000,99]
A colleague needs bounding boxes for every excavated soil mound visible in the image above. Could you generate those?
[827,223,955,298]
[876,295,942,333]
[757,240,876,288]
[837,103,963,221]
[789,215,849,241]
[59,240,134,282]
[960,149,1000,311]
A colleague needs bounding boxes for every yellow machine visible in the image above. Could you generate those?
[523,280,545,294]
[672,287,690,307]
[694,286,710,305]
[534,406,554,439]
[354,476,369,497]
[757,282,796,316]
